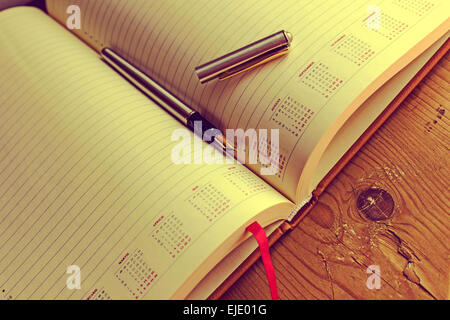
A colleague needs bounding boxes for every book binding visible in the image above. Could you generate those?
[208,38,449,300]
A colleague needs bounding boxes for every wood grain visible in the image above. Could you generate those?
[222,53,450,300]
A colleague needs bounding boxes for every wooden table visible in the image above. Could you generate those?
[222,53,450,300]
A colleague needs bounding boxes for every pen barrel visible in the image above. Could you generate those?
[187,112,236,160]
[195,30,291,83]
[101,48,195,125]
[186,112,217,136]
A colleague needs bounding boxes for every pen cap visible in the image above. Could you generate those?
[195,30,293,84]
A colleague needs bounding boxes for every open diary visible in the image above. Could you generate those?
[0,0,448,299]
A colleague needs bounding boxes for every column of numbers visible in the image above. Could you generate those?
[223,167,267,196]
[251,137,289,179]
[393,0,435,16]
[150,214,192,259]
[298,62,343,99]
[331,34,375,67]
[364,12,408,40]
[187,183,231,222]
[270,96,315,137]
[114,249,158,299]
[85,287,112,300]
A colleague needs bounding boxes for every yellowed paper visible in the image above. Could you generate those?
[47,0,449,202]
[0,7,292,300]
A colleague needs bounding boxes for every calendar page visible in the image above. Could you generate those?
[0,0,446,301]
[0,8,293,300]
[47,0,450,203]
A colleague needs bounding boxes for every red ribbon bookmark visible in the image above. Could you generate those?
[246,221,279,300]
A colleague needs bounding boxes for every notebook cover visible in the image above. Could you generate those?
[208,38,449,300]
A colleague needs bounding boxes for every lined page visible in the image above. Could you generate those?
[0,7,292,300]
[47,0,449,201]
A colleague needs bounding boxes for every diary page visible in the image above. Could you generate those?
[46,0,449,201]
[0,7,292,300]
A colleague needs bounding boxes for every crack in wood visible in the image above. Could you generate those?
[317,249,335,300]
[382,229,437,299]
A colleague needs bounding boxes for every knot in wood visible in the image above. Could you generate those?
[357,188,394,221]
